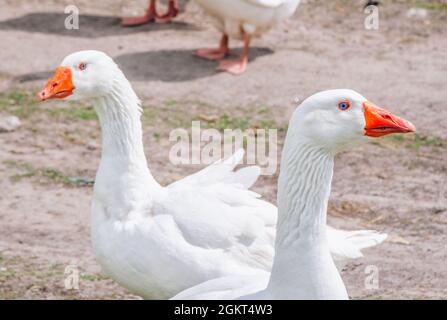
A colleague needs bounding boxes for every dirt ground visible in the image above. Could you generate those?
[0,0,446,299]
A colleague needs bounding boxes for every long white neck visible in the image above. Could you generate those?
[95,87,145,159]
[266,134,348,299]
[92,75,160,220]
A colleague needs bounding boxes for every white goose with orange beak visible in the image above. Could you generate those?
[173,89,415,300]
[38,51,410,299]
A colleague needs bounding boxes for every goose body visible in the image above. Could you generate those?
[195,0,300,39]
[90,146,275,298]
[174,89,415,300]
[40,52,389,299]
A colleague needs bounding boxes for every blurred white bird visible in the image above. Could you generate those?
[194,0,301,74]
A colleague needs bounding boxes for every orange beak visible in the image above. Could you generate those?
[363,101,415,137]
[38,66,74,101]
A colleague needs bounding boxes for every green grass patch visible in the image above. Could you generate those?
[164,99,178,109]
[141,104,158,124]
[0,253,125,299]
[0,92,282,133]
[211,114,250,130]
[0,89,98,121]
[0,90,97,120]
[146,99,281,131]
[415,1,447,11]
[411,133,444,149]
[153,132,161,142]
[142,100,197,128]
[47,106,97,120]
[200,111,279,132]
[374,132,445,151]
[4,160,92,187]
[80,273,109,282]
[0,90,38,118]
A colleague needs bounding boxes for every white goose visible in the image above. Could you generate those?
[194,0,301,74]
[39,51,387,299]
[174,89,415,300]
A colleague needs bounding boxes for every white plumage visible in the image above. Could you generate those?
[195,0,301,39]
[39,52,388,299]
[173,89,415,300]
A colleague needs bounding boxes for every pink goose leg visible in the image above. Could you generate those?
[157,0,180,23]
[121,0,158,27]
[217,32,250,75]
[195,34,230,61]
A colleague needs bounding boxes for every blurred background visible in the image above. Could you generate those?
[0,0,446,299]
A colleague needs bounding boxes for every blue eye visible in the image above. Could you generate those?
[338,101,351,110]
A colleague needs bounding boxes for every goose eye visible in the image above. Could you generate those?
[338,101,351,111]
[78,62,87,71]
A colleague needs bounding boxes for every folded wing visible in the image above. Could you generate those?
[159,149,276,270]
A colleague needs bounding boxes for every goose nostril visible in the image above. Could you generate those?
[51,82,59,88]
[37,90,46,101]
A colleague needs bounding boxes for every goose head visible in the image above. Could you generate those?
[38,50,122,101]
[291,89,415,152]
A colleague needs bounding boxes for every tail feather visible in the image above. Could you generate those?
[221,148,245,167]
[223,166,261,189]
[328,226,387,262]
[169,149,259,189]
[342,230,388,250]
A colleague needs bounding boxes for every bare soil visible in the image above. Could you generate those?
[0,0,446,299]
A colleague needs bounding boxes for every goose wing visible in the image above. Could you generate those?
[156,149,276,270]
